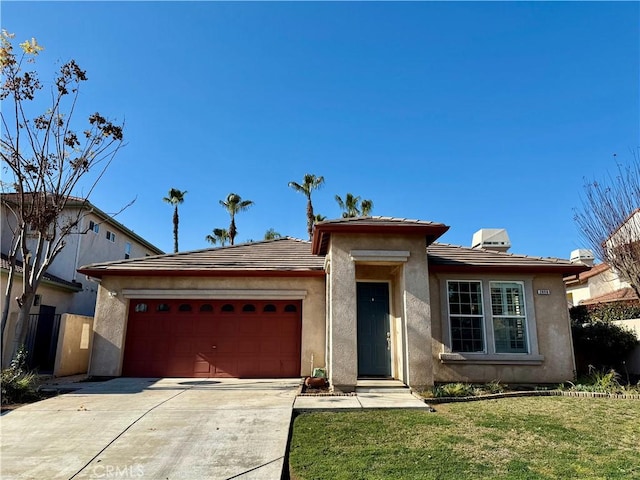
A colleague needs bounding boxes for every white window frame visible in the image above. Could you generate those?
[440,276,543,365]
[446,280,486,353]
[124,242,131,259]
[88,220,99,234]
[106,231,116,242]
[490,281,529,354]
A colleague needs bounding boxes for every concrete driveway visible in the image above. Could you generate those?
[1,377,300,480]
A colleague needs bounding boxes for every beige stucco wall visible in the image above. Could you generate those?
[1,273,76,367]
[430,273,575,384]
[89,275,326,377]
[326,233,432,391]
[566,267,632,307]
[53,314,94,377]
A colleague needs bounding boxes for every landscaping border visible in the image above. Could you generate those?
[418,390,640,404]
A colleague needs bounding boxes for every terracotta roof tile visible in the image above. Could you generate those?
[580,287,639,305]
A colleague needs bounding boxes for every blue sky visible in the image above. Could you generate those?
[3,1,639,258]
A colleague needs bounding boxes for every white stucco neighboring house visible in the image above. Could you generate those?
[1,194,163,371]
[79,217,587,391]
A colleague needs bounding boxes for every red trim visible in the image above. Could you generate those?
[429,263,589,275]
[77,268,326,279]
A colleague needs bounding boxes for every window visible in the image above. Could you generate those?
[284,304,297,313]
[443,279,537,362]
[242,304,256,312]
[199,304,213,313]
[124,242,131,259]
[490,282,528,353]
[263,304,277,313]
[178,303,192,312]
[157,303,170,312]
[106,231,116,242]
[447,281,484,352]
[221,304,234,312]
[134,303,148,313]
[88,221,99,234]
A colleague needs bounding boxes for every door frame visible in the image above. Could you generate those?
[356,280,394,378]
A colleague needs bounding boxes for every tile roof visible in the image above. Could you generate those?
[579,287,639,305]
[312,216,450,254]
[78,237,325,278]
[316,216,448,227]
[78,234,587,279]
[427,243,588,275]
[1,253,83,291]
[564,262,611,285]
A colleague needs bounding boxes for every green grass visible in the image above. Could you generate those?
[288,397,640,480]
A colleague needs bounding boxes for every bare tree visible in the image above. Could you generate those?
[574,150,640,297]
[0,32,124,356]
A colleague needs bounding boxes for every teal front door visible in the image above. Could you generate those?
[357,282,391,377]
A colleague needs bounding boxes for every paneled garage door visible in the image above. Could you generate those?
[122,299,302,378]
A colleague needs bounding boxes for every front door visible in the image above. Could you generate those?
[357,282,391,377]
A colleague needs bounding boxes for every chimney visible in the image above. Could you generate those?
[471,229,511,253]
[570,249,595,267]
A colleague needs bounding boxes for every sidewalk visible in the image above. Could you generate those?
[294,380,430,410]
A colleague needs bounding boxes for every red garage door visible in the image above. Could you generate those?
[122,299,302,378]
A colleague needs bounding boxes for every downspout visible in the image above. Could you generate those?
[72,215,84,281]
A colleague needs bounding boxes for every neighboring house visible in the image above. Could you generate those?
[565,207,639,306]
[79,217,586,391]
[1,195,163,371]
[564,208,640,376]
[565,261,638,307]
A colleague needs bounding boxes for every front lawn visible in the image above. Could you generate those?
[289,397,640,479]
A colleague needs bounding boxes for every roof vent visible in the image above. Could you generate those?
[471,229,511,253]
[570,249,595,267]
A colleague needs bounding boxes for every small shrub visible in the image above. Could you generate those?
[570,318,638,376]
[1,346,42,405]
[484,380,505,394]
[433,383,475,398]
[564,367,640,394]
[431,382,505,398]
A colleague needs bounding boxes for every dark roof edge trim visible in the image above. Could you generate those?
[429,264,589,276]
[77,268,326,279]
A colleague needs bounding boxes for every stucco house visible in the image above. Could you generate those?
[1,195,163,372]
[79,217,587,391]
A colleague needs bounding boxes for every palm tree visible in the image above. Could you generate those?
[219,193,254,245]
[360,199,374,216]
[288,174,325,240]
[314,213,327,223]
[264,228,282,240]
[163,188,187,253]
[335,193,361,218]
[205,228,230,247]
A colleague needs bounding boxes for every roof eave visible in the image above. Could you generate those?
[429,263,590,276]
[312,223,450,255]
[77,268,326,279]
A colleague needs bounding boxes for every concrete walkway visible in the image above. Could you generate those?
[1,378,299,480]
[1,377,429,480]
[294,380,430,410]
